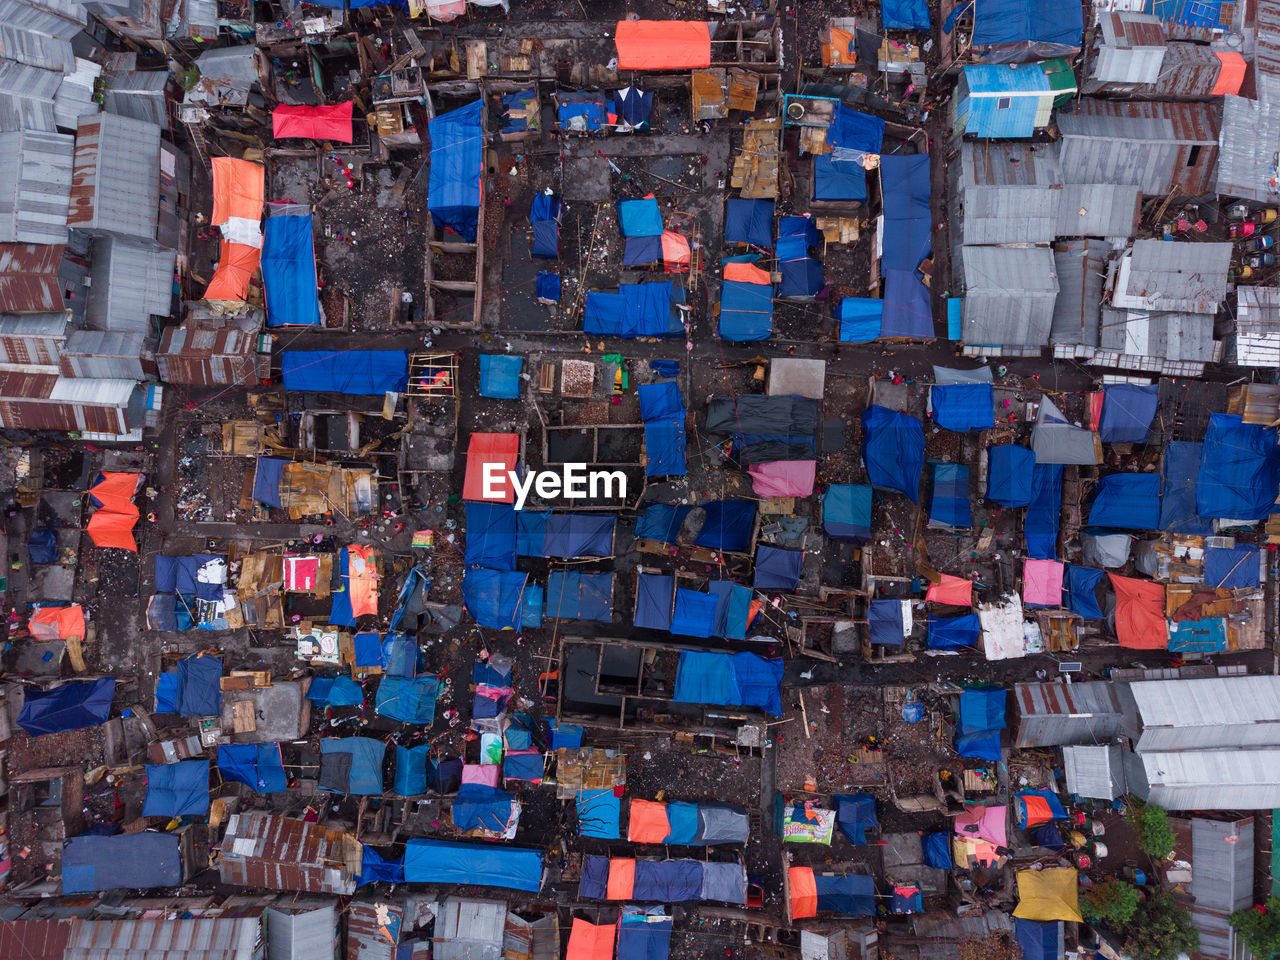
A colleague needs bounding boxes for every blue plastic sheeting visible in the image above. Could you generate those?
[1205,545,1261,589]
[933,383,994,432]
[320,737,385,795]
[578,788,622,839]
[813,154,866,202]
[778,216,820,263]
[674,651,783,716]
[973,0,1083,49]
[501,90,537,131]
[1149,0,1223,28]
[928,614,980,650]
[869,599,905,646]
[890,886,924,913]
[218,743,287,793]
[1088,473,1161,530]
[262,214,320,327]
[624,235,662,266]
[636,503,691,544]
[376,675,439,724]
[829,103,886,153]
[835,794,878,844]
[548,719,585,750]
[1015,789,1066,828]
[453,784,514,832]
[546,571,614,621]
[612,88,653,127]
[329,548,361,627]
[1168,618,1228,653]
[1016,919,1061,960]
[639,381,684,421]
[1160,441,1212,534]
[882,0,930,29]
[176,655,222,717]
[839,297,883,342]
[824,484,873,541]
[62,833,181,894]
[1064,565,1106,620]
[154,554,224,601]
[504,751,544,781]
[646,417,688,477]
[536,271,561,302]
[1198,414,1280,520]
[929,462,972,529]
[545,514,617,557]
[464,568,530,629]
[815,873,876,915]
[666,802,699,844]
[635,573,675,630]
[253,456,287,508]
[696,500,756,551]
[385,634,419,677]
[584,282,683,338]
[307,675,364,707]
[579,856,610,899]
[524,586,544,629]
[754,545,802,590]
[720,277,775,341]
[881,269,934,339]
[155,673,178,713]
[428,101,483,242]
[27,529,56,564]
[1025,463,1063,559]
[515,511,547,557]
[708,580,752,640]
[779,255,824,299]
[558,97,606,130]
[1099,384,1158,443]
[143,760,209,817]
[531,220,559,258]
[632,860,704,902]
[352,632,382,667]
[618,911,673,960]
[430,758,463,794]
[862,405,925,502]
[465,503,517,570]
[987,445,1036,507]
[957,687,1005,761]
[479,354,523,399]
[880,155,932,272]
[671,589,719,638]
[924,831,953,869]
[725,198,775,248]
[619,198,664,237]
[404,839,542,891]
[359,845,405,886]
[531,192,560,224]
[282,349,409,395]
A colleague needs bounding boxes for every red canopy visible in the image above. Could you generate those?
[615,20,712,70]
[204,241,260,302]
[86,472,140,551]
[462,433,520,502]
[1109,574,1167,649]
[272,102,355,142]
[927,574,973,607]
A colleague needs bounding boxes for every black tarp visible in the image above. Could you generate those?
[705,396,821,463]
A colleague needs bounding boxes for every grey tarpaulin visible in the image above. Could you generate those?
[933,364,994,385]
[699,861,747,904]
[696,803,751,844]
[1082,533,1131,568]
[1031,396,1099,465]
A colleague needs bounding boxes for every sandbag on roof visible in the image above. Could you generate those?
[615,20,712,69]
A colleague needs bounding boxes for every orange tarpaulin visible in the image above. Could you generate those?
[273,102,355,142]
[927,574,973,607]
[1109,574,1167,648]
[566,918,616,960]
[661,231,690,273]
[204,241,260,301]
[463,432,520,503]
[789,866,818,920]
[627,799,671,843]
[724,260,772,285]
[615,20,712,70]
[211,158,264,226]
[86,472,140,551]
[822,26,855,67]
[29,605,85,641]
[1211,52,1246,96]
[1018,794,1053,827]
[346,544,379,618]
[606,857,635,900]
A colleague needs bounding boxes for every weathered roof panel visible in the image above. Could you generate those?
[0,128,73,244]
[1132,675,1280,751]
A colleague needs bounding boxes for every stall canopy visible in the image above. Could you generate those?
[926,574,973,606]
[612,87,653,130]
[789,868,876,919]
[28,604,85,641]
[62,833,181,894]
[1109,574,1167,649]
[829,103,885,153]
[719,259,775,341]
[972,0,1083,55]
[696,499,756,551]
[578,788,621,839]
[924,831,953,869]
[175,654,222,716]
[18,678,114,736]
[319,737,386,795]
[754,545,802,590]
[579,856,746,904]
[628,799,750,845]
[1032,397,1099,465]
[838,298,883,342]
[87,471,140,551]
[463,432,520,502]
[546,571,613,621]
[262,212,320,327]
[835,794,878,844]
[1088,473,1161,530]
[725,198,774,248]
[358,845,405,886]
[640,381,687,477]
[1098,384,1157,443]
[530,192,560,259]
[929,462,972,529]
[928,614,980,650]
[211,157,264,226]
[880,268,934,339]
[452,783,516,832]
[862,405,925,501]
[1025,464,1064,559]
[1023,559,1064,607]
[428,101,484,242]
[1015,789,1066,829]
[1159,441,1212,534]
[673,650,783,716]
[868,599,906,646]
[376,675,440,724]
[1205,545,1261,589]
[282,349,408,395]
[635,573,674,630]
[1064,564,1106,619]
[706,395,820,464]
[143,759,210,817]
[987,445,1036,507]
[954,804,1007,849]
[1013,868,1083,923]
[956,687,1006,761]
[880,153,932,274]
[584,282,684,338]
[618,910,672,960]
[567,918,616,960]
[614,20,712,69]
[823,484,872,541]
[813,154,866,203]
[619,198,664,237]
[272,102,354,141]
[218,743,287,793]
[479,354,523,399]
[204,241,260,301]
[516,512,617,558]
[1197,413,1280,520]
[1015,919,1063,960]
[464,568,531,630]
[932,383,994,431]
[404,839,542,891]
[777,217,824,298]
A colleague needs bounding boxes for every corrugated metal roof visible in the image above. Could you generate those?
[103,69,169,128]
[1014,680,1136,746]
[347,899,398,960]
[54,58,99,132]
[1056,183,1140,239]
[958,141,1063,189]
[47,375,136,404]
[1260,0,1280,81]
[63,917,260,960]
[1216,76,1280,202]
[220,812,356,896]
[963,62,1054,95]
[1092,12,1166,84]
[185,45,258,107]
[961,185,1061,244]
[1149,41,1226,99]
[0,59,59,133]
[960,245,1059,351]
[1098,307,1216,364]
[1110,238,1230,313]
[1132,675,1280,751]
[1063,743,1125,798]
[265,902,337,960]
[0,127,73,243]
[0,241,62,312]
[435,899,506,960]
[68,111,161,240]
[1188,816,1253,960]
[1050,239,1109,346]
[1230,287,1280,366]
[1142,749,1280,809]
[0,919,74,959]
[0,4,79,71]
[86,236,175,331]
[60,329,146,379]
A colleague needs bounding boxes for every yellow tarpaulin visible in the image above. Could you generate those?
[1013,867,1082,923]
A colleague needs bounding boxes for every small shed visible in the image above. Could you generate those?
[953,60,1076,139]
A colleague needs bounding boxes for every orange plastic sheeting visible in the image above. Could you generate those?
[463,432,520,503]
[823,27,855,66]
[1020,794,1053,827]
[211,158,265,226]
[204,241,260,301]
[789,866,818,920]
[29,605,85,641]
[615,20,712,70]
[926,574,973,607]
[627,799,672,843]
[566,918,616,960]
[1088,391,1104,432]
[606,857,635,900]
[87,472,141,552]
[1109,574,1167,649]
[1212,52,1246,95]
[273,102,355,142]
[661,231,691,272]
[724,260,773,285]
[347,544,379,617]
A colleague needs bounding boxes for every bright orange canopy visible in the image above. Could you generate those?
[927,574,973,607]
[463,432,520,503]
[615,20,712,70]
[566,918,616,960]
[627,799,671,843]
[1211,51,1246,96]
[789,866,817,919]
[87,472,140,551]
[346,544,379,618]
[606,858,635,900]
[211,158,264,226]
[724,260,773,285]
[1109,574,1167,649]
[29,605,85,641]
[204,241,261,302]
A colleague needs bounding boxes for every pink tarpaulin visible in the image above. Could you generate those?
[1022,559,1064,607]
[272,102,355,142]
[461,763,502,787]
[954,804,1007,848]
[748,460,816,498]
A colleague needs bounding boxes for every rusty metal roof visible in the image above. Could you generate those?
[1260,0,1280,81]
[0,919,74,960]
[63,917,260,960]
[220,811,356,896]
[0,242,62,313]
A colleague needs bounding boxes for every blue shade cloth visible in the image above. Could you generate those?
[218,743,287,793]
[973,0,1082,49]
[465,503,517,570]
[618,911,673,960]
[143,760,209,817]
[1064,565,1106,619]
[320,737,385,795]
[725,198,775,248]
[578,788,621,838]
[1088,473,1161,530]
[882,0,930,28]
[479,354,523,399]
[1016,919,1060,960]
[1160,441,1212,534]
[428,101,483,242]
[815,873,876,915]
[1026,463,1063,559]
[636,503,692,543]
[612,87,653,127]
[154,554,224,601]
[253,456,287,508]
[639,381,685,421]
[545,514,617,557]
[1204,546,1261,589]
[463,569,530,629]
[813,154,866,202]
[674,651,783,716]
[671,589,719,638]
[824,484,872,541]
[987,445,1036,507]
[624,234,662,266]
[666,802,700,844]
[531,220,559,258]
[869,599,905,646]
[754,545,802,590]
[546,571,614,621]
[719,277,775,341]
[880,154,932,272]
[307,675,364,707]
[1015,789,1067,828]
[928,614,980,650]
[353,632,383,667]
[176,655,222,717]
[536,271,561,302]
[376,675,439,724]
[404,839,542,891]
[584,282,683,337]
[881,269,934,339]
[358,845,405,885]
[62,833,181,894]
[1198,413,1280,520]
[635,573,675,630]
[645,417,687,477]
[924,831,953,869]
[696,500,756,551]
[154,673,178,713]
[1168,618,1227,653]
[829,103,886,152]
[1098,384,1158,443]
[453,784,515,832]
[933,383,994,432]
[548,719,584,749]
[262,213,320,327]
[504,751,545,781]
[838,297,882,342]
[862,405,925,502]
[708,580,752,640]
[835,794,878,844]
[619,198,664,237]
[282,350,409,395]
[929,462,972,529]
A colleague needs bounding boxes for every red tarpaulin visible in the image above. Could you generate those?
[463,432,520,502]
[204,241,260,302]
[926,574,973,607]
[1109,573,1167,649]
[615,20,712,70]
[272,102,355,142]
[210,158,264,226]
[86,472,140,551]
[29,605,85,641]
[565,918,616,960]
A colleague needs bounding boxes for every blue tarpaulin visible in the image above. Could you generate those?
[218,743,287,793]
[479,354,523,399]
[546,571,613,621]
[1016,919,1061,960]
[891,885,924,913]
[1099,384,1157,443]
[464,568,530,629]
[957,687,1005,761]
[155,673,178,713]
[674,651,783,716]
[924,831,953,869]
[612,88,653,128]
[1169,618,1227,653]
[176,655,221,717]
[778,216,820,263]
[501,89,536,131]
[932,383,994,432]
[813,154,866,202]
[328,548,362,627]
[633,860,703,902]
[262,213,320,327]
[862,405,925,502]
[558,96,606,131]
[62,833,181,894]
[282,349,408,395]
[307,675,364,707]
[708,580,752,639]
[882,0,930,29]
[987,445,1035,507]
[838,297,882,342]
[639,381,684,420]
[453,784,514,832]
[428,101,483,241]
[881,269,934,339]
[584,282,683,337]
[618,910,673,960]
[1149,0,1223,28]
[1026,463,1063,559]
[1064,565,1106,619]
[928,614,980,650]
[778,254,824,299]
[27,529,56,564]
[531,220,559,259]
[671,589,719,638]
[824,484,872,541]
[504,751,544,781]
[376,675,439,724]
[754,545,802,590]
[1160,441,1212,534]
[636,503,691,543]
[319,737,385,795]
[466,502,516,570]
[1015,789,1067,828]
[835,794,878,844]
[1089,473,1161,530]
[624,235,662,266]
[869,599,905,646]
[929,462,972,529]
[404,839,542,891]
[578,788,622,839]
[1198,414,1280,520]
[829,103,886,152]
[358,845,405,885]
[696,500,756,551]
[646,417,687,476]
[545,514,617,557]
[143,760,209,817]
[154,554,224,601]
[880,154,931,272]
[1205,546,1261,589]
[725,198,774,248]
[720,275,775,341]
[253,456,286,508]
[973,0,1082,49]
[635,573,674,630]
[619,198,664,237]
[815,873,876,915]
[536,271,561,302]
